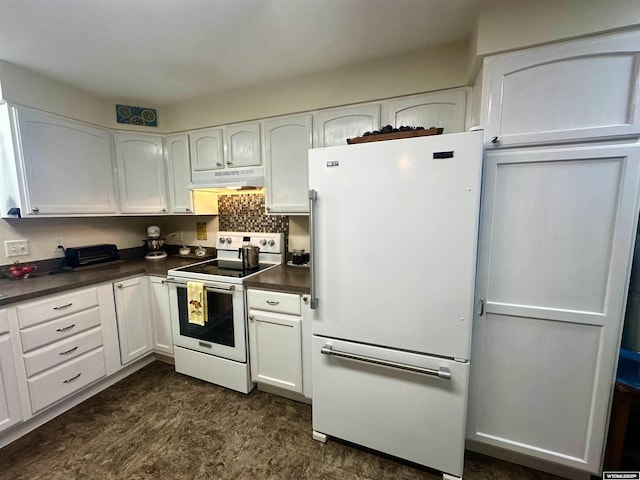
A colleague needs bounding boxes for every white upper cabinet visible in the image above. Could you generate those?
[384,88,468,134]
[262,114,312,214]
[6,105,117,216]
[190,123,261,186]
[114,133,168,214]
[190,128,223,172]
[224,122,261,168]
[313,104,380,147]
[164,134,193,214]
[483,29,640,147]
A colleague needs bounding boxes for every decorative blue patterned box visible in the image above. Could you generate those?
[116,104,157,127]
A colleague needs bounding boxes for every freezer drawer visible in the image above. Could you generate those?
[312,335,470,478]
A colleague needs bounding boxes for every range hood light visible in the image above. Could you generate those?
[226,185,242,190]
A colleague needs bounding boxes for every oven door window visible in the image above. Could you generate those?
[177,287,235,347]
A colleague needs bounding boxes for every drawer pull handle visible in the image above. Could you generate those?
[266,300,280,306]
[320,344,452,379]
[62,373,82,384]
[59,346,79,356]
[53,302,73,310]
[56,324,76,332]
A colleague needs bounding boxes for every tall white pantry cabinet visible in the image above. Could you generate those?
[466,29,640,476]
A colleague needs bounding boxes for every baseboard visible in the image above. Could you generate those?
[466,440,595,480]
[257,382,312,404]
[153,352,175,365]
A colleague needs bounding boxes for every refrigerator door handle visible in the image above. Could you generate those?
[320,344,452,379]
[308,189,318,309]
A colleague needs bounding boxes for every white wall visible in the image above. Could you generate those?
[0,216,157,265]
[163,41,470,132]
[475,0,640,57]
[0,60,165,133]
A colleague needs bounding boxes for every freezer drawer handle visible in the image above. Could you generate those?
[320,344,452,380]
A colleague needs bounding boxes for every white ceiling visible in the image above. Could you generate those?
[0,0,478,106]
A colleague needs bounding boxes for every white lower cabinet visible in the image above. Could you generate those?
[467,143,640,474]
[148,276,173,356]
[113,277,153,364]
[0,309,22,433]
[247,289,311,397]
[14,286,110,414]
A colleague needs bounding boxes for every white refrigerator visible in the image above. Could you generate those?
[308,130,483,480]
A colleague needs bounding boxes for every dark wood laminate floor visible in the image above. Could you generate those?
[0,361,566,480]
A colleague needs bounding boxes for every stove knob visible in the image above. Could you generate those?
[268,239,275,247]
[225,237,232,244]
[259,239,267,246]
[218,237,226,244]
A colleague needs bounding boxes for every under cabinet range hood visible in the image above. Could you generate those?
[188,166,264,190]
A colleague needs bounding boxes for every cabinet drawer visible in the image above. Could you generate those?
[23,327,103,377]
[20,307,101,353]
[17,288,98,329]
[247,289,300,315]
[27,347,106,413]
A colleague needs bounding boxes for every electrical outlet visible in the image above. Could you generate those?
[5,239,30,257]
[54,237,64,253]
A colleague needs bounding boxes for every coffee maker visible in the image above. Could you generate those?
[144,225,167,260]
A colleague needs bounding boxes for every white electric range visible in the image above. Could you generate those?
[166,231,284,393]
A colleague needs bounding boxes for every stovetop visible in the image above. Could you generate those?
[172,259,276,279]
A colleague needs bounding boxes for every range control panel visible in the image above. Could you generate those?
[215,231,283,254]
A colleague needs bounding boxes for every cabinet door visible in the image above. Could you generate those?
[190,128,224,171]
[467,144,640,473]
[385,88,467,134]
[0,310,22,433]
[113,277,152,364]
[225,122,261,168]
[483,30,640,147]
[262,114,312,214]
[248,309,302,393]
[148,277,173,356]
[13,106,117,215]
[164,134,193,214]
[114,133,168,214]
[314,104,380,147]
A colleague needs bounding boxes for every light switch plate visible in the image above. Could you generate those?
[5,239,30,257]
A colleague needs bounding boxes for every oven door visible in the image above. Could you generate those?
[167,279,247,362]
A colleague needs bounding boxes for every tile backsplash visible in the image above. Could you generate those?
[218,193,288,238]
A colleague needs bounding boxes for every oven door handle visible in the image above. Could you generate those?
[165,277,235,292]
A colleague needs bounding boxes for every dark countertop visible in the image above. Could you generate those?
[244,264,311,295]
[0,257,311,306]
[0,257,199,306]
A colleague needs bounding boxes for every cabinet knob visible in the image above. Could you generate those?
[266,206,271,211]
[32,207,39,212]
[249,315,254,321]
[226,161,232,166]
[216,162,223,167]
[117,284,123,289]
[162,208,167,212]
[491,136,499,144]
[185,208,191,212]
[303,296,309,303]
